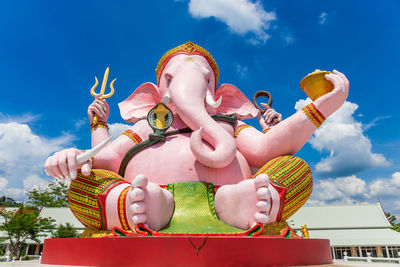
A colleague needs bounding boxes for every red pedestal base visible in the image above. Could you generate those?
[42,236,332,266]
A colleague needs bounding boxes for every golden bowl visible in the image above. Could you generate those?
[299,69,334,101]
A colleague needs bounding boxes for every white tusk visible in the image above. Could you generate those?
[76,137,112,165]
[162,93,171,104]
[205,91,222,108]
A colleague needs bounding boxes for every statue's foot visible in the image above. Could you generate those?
[127,174,174,231]
[215,174,271,230]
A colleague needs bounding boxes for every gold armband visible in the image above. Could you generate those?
[301,103,326,128]
[91,121,109,133]
[122,129,142,144]
[234,124,254,138]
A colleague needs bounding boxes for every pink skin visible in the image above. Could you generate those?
[215,174,271,229]
[165,55,237,169]
[126,175,174,230]
[44,57,349,231]
[235,69,349,168]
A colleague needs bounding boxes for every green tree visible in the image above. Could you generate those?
[385,212,398,226]
[52,223,79,238]
[0,206,55,259]
[0,196,21,207]
[26,180,69,209]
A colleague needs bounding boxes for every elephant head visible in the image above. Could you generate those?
[119,41,258,168]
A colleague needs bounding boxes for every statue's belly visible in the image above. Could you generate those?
[123,134,252,185]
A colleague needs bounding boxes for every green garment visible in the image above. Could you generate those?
[159,182,243,234]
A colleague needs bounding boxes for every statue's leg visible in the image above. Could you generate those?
[215,156,312,230]
[254,155,313,222]
[68,170,175,232]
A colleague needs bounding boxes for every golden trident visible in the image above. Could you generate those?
[90,67,116,125]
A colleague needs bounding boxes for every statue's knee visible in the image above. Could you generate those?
[255,155,312,187]
[255,156,313,221]
[68,169,126,230]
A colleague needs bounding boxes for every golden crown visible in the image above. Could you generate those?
[155,41,220,87]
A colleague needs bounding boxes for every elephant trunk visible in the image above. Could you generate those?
[169,71,236,168]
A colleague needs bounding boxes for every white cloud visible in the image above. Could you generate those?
[282,33,295,45]
[0,112,41,124]
[319,12,328,25]
[109,123,131,139]
[311,176,369,204]
[393,172,400,186]
[74,118,86,131]
[295,99,389,177]
[362,116,390,131]
[369,172,400,197]
[234,63,248,78]
[0,122,74,201]
[188,0,276,45]
[280,29,295,45]
[23,174,49,191]
[0,122,73,173]
[4,188,25,200]
[0,119,132,202]
[309,172,400,221]
[0,178,8,192]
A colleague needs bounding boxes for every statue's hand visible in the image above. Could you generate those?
[314,70,349,118]
[44,148,92,181]
[257,103,282,129]
[88,95,110,124]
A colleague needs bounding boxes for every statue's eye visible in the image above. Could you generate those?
[207,79,210,84]
[153,113,157,120]
[167,78,172,87]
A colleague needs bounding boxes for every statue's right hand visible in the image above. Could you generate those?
[88,95,110,124]
[44,148,92,181]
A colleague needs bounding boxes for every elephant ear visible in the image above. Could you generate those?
[216,84,259,120]
[118,82,161,123]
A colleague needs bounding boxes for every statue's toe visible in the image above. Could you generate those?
[254,212,269,225]
[254,174,269,188]
[131,202,146,213]
[254,174,271,225]
[128,175,149,227]
[256,200,269,212]
[132,174,148,189]
[129,187,145,202]
[132,213,147,224]
[126,174,174,231]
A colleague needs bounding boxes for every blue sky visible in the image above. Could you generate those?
[0,1,399,220]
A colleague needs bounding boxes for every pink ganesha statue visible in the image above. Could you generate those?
[45,41,349,235]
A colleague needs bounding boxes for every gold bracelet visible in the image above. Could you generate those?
[301,103,326,128]
[91,121,109,133]
[234,124,254,138]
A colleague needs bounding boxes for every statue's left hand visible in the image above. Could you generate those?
[257,103,282,129]
[315,70,349,117]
